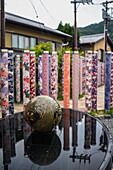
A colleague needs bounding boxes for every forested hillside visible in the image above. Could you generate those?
[78,21,113,41]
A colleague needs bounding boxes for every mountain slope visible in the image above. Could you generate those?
[78,21,113,41]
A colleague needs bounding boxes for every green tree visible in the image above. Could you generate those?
[57,21,80,50]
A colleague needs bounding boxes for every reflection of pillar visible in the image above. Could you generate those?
[49,55,51,96]
[105,52,111,110]
[10,116,16,157]
[8,50,14,115]
[85,51,92,113]
[72,51,79,110]
[64,52,70,108]
[2,117,11,166]
[42,51,49,95]
[62,55,64,98]
[63,109,70,150]
[23,50,30,110]
[92,52,98,110]
[17,113,21,131]
[91,118,96,145]
[79,111,82,122]
[38,55,42,95]
[51,52,57,100]
[110,53,113,108]
[30,51,36,100]
[24,120,32,157]
[72,110,78,147]
[1,49,9,118]
[84,115,91,149]
[15,55,20,102]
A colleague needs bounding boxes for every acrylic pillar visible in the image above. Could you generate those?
[8,50,14,115]
[92,52,98,110]
[1,49,9,118]
[72,51,79,110]
[30,51,36,100]
[15,55,20,102]
[23,50,30,110]
[42,51,49,96]
[79,57,83,96]
[64,51,70,108]
[110,52,113,108]
[62,55,64,98]
[105,52,111,110]
[51,52,58,100]
[85,51,92,113]
[38,55,42,95]
[49,55,51,96]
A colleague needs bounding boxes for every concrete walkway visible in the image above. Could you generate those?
[58,85,105,111]
[0,85,105,118]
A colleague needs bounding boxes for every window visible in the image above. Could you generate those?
[30,38,36,48]
[12,34,18,48]
[19,36,24,49]
[25,37,29,49]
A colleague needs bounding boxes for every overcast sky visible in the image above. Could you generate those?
[5,0,113,29]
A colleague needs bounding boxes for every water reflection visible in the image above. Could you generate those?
[0,109,111,170]
[25,131,61,166]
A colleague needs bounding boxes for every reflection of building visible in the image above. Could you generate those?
[72,110,78,147]
[84,115,91,149]
[91,118,96,145]
[63,109,70,150]
[80,33,113,61]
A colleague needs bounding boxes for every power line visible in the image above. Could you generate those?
[39,0,55,21]
[29,0,38,18]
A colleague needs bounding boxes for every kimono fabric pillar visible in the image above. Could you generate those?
[51,52,58,100]
[49,55,51,96]
[42,51,49,96]
[92,52,98,110]
[64,51,70,108]
[110,52,113,108]
[56,54,58,98]
[105,52,111,110]
[62,55,64,98]
[82,58,86,95]
[23,50,30,110]
[85,51,92,113]
[8,50,14,115]
[79,57,83,96]
[15,55,20,102]
[30,51,36,100]
[38,55,42,95]
[1,49,9,118]
[72,51,79,110]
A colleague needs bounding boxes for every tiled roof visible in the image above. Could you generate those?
[80,33,104,44]
[5,12,72,38]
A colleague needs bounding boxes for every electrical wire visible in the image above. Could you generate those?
[39,0,55,21]
[29,0,38,18]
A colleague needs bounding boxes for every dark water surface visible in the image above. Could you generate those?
[0,109,112,170]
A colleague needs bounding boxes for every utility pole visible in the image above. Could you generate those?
[102,0,113,52]
[71,0,93,51]
[105,0,108,52]
[74,2,77,51]
[1,0,5,49]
